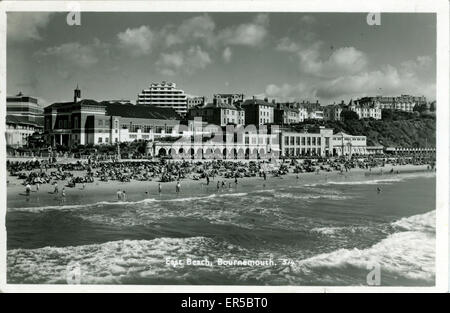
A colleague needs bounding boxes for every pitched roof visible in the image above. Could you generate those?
[202,102,240,110]
[45,99,101,109]
[103,102,180,120]
[241,99,274,107]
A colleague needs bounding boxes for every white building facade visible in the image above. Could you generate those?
[137,81,188,116]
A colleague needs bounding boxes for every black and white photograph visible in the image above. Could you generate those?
[0,0,448,294]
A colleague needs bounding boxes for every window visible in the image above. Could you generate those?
[98,137,103,143]
[105,138,109,143]
[302,137,306,145]
[284,137,289,145]
[307,137,311,145]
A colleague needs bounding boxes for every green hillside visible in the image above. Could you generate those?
[297,115,436,148]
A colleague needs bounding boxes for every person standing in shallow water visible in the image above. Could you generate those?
[176,181,181,193]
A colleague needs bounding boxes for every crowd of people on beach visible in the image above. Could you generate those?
[7,153,435,201]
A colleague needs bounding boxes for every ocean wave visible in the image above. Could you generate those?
[311,225,370,236]
[392,210,435,233]
[304,172,435,188]
[275,192,352,201]
[7,236,249,284]
[8,192,249,213]
[293,230,435,282]
[294,210,436,282]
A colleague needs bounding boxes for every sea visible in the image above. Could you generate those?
[6,172,436,286]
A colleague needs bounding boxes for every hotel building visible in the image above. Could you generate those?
[348,99,382,120]
[356,95,426,113]
[136,81,188,116]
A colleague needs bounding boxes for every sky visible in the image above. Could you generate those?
[7,12,436,107]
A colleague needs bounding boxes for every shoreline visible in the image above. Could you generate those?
[7,164,434,209]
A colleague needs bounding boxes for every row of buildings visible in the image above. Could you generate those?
[5,82,432,159]
[135,82,429,122]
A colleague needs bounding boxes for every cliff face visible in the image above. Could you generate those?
[298,116,436,148]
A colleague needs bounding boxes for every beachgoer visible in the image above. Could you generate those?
[36,183,40,191]
[117,189,122,200]
[158,183,162,194]
[62,187,66,198]
[25,184,31,196]
[217,181,220,191]
[53,183,59,194]
[122,191,127,201]
[234,177,238,184]
[377,187,382,194]
[176,181,181,193]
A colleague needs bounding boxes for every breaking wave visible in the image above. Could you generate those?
[294,211,435,282]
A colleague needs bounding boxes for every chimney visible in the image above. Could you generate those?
[264,97,268,102]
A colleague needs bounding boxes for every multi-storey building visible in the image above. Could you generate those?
[299,100,324,120]
[44,88,180,146]
[357,95,426,113]
[6,93,44,147]
[187,96,207,110]
[188,102,245,126]
[7,93,44,123]
[213,94,245,106]
[323,104,343,121]
[274,103,301,125]
[241,98,274,125]
[349,99,382,119]
[136,81,188,116]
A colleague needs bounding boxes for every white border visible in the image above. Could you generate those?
[0,0,448,293]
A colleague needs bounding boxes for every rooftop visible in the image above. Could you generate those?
[104,102,180,120]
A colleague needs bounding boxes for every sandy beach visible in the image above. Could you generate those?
[7,163,433,209]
